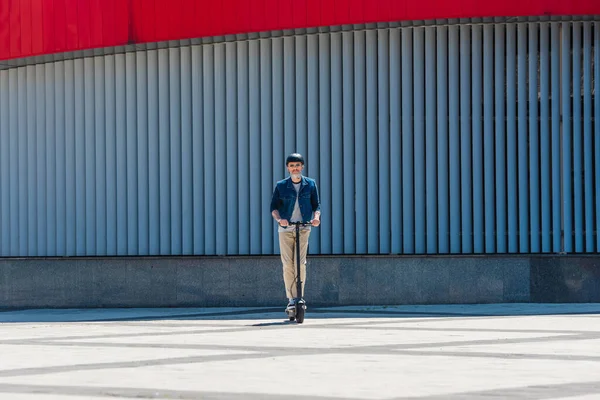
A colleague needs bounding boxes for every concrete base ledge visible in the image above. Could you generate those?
[1,255,599,309]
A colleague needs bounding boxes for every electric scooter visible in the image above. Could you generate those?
[285,221,313,324]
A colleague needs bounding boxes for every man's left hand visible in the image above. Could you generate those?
[311,219,320,227]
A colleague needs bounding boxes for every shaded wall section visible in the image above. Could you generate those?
[2,255,599,309]
[0,255,533,308]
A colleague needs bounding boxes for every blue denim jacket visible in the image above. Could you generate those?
[270,176,321,222]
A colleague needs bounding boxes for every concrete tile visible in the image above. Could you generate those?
[503,257,530,302]
[366,260,398,305]
[447,258,484,304]
[0,264,6,304]
[396,260,423,305]
[175,259,206,306]
[309,258,341,306]
[201,262,231,307]
[229,260,260,306]
[338,259,367,305]
[91,259,177,308]
[254,258,284,306]
[417,258,451,304]
[5,260,92,308]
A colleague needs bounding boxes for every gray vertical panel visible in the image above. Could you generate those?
[18,67,29,256]
[596,22,600,252]
[364,30,380,254]
[295,34,311,248]
[64,61,76,256]
[215,43,227,255]
[225,42,238,254]
[9,69,19,255]
[529,23,540,253]
[378,29,390,254]
[295,36,308,159]
[582,22,594,252]
[460,25,473,253]
[517,24,529,253]
[95,56,107,255]
[260,39,273,254]
[354,30,367,253]
[402,28,414,254]
[191,45,205,254]
[295,36,310,250]
[284,36,296,152]
[572,23,583,252]
[331,31,344,254]
[483,25,495,253]
[506,24,518,253]
[169,48,182,255]
[203,45,217,255]
[436,26,449,254]
[319,33,332,253]
[74,59,85,255]
[425,26,437,254]
[448,25,461,253]
[126,52,139,255]
[413,27,425,254]
[84,58,96,255]
[342,30,357,253]
[148,50,160,254]
[0,71,9,256]
[390,28,402,254]
[4,22,599,257]
[495,24,507,253]
[26,66,37,256]
[54,63,66,256]
[158,49,171,255]
[35,65,47,256]
[307,34,320,252]
[471,25,484,253]
[137,51,150,255]
[248,41,261,254]
[551,23,562,252]
[562,23,573,253]
[115,54,128,255]
[237,41,250,254]
[105,55,117,255]
[540,23,551,253]
[272,37,284,252]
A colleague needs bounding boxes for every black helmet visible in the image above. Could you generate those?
[286,153,305,165]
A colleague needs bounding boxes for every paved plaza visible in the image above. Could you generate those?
[1,304,600,399]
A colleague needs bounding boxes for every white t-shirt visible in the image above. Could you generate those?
[278,182,311,233]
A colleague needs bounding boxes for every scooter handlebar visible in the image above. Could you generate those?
[279,221,318,227]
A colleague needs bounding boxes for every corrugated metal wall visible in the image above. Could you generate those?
[0,20,599,257]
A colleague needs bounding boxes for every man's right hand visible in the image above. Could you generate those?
[278,219,289,227]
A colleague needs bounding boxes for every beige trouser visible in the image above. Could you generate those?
[279,229,311,299]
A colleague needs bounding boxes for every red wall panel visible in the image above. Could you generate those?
[1,0,599,62]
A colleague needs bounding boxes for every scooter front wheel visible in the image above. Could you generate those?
[295,303,306,324]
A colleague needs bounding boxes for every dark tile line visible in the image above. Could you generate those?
[6,306,598,324]
[392,379,600,400]
[0,352,285,378]
[0,383,359,400]
[392,348,600,362]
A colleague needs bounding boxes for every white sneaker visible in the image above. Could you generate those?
[286,300,296,314]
